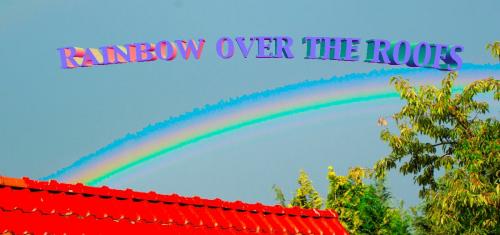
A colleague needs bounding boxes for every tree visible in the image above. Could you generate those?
[273,170,323,209]
[274,167,412,234]
[375,72,499,234]
[486,41,500,61]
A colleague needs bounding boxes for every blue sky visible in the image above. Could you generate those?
[0,0,498,207]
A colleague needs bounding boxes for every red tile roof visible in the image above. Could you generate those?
[0,176,348,234]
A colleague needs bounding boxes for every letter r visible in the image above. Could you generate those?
[57,47,84,69]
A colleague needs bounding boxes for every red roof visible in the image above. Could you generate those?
[0,176,348,234]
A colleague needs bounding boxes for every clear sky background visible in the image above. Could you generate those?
[0,0,499,207]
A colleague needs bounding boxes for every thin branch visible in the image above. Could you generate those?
[431,142,457,147]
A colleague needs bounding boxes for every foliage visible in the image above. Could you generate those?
[486,41,500,61]
[272,184,287,207]
[375,72,500,234]
[272,47,499,234]
[274,167,412,234]
[274,170,323,209]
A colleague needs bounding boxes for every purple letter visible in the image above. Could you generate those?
[389,40,411,65]
[135,42,157,62]
[155,41,177,61]
[176,39,206,60]
[408,42,432,68]
[235,37,254,58]
[216,37,234,59]
[322,37,343,60]
[443,45,463,71]
[303,37,322,59]
[81,48,100,67]
[365,39,391,64]
[429,44,448,69]
[57,47,81,69]
[255,37,274,58]
[274,36,294,58]
[344,38,360,61]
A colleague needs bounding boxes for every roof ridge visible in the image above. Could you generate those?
[0,176,337,218]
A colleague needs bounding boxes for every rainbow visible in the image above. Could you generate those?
[43,64,500,185]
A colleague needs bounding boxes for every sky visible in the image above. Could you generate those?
[0,0,499,207]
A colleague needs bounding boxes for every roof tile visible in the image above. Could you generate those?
[0,176,348,234]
